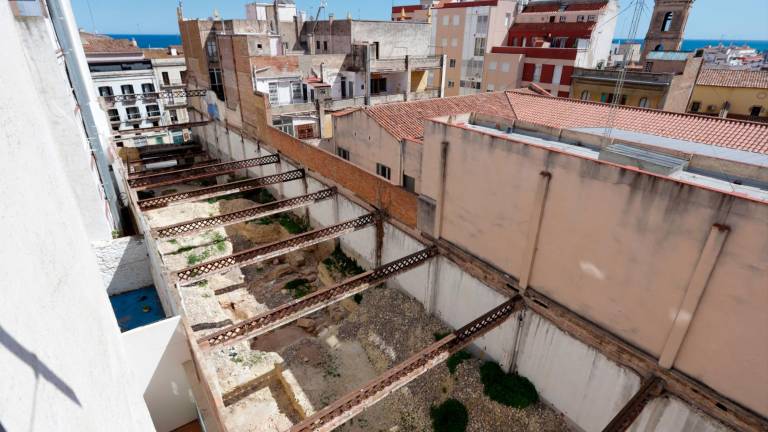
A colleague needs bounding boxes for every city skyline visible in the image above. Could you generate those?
[71,0,768,40]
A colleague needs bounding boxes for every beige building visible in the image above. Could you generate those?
[688,69,768,122]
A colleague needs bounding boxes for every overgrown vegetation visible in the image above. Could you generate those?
[249,211,310,234]
[185,231,227,265]
[254,188,276,204]
[353,293,363,304]
[433,331,451,341]
[430,399,469,432]
[446,351,471,374]
[479,362,538,408]
[323,245,365,277]
[284,278,311,299]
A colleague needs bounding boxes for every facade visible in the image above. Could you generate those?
[144,45,191,140]
[701,44,766,71]
[482,0,617,97]
[245,0,303,53]
[607,42,641,67]
[640,0,695,61]
[688,69,768,122]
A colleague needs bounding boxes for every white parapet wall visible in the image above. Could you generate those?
[629,396,734,432]
[92,236,154,296]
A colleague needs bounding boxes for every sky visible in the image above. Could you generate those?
[71,0,768,40]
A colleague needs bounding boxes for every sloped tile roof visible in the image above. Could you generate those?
[80,32,140,54]
[523,0,607,13]
[359,92,516,141]
[696,69,768,89]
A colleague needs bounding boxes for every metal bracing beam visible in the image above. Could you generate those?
[603,376,665,432]
[112,120,212,137]
[289,297,523,432]
[128,159,221,179]
[103,89,207,103]
[154,188,337,239]
[199,247,438,350]
[137,143,202,159]
[174,213,378,284]
[128,155,280,190]
[137,169,305,211]
[127,151,206,167]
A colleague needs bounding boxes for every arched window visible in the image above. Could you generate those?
[580,90,590,100]
[639,97,649,108]
[661,12,674,32]
[654,44,664,51]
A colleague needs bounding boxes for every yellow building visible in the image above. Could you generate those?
[688,69,768,122]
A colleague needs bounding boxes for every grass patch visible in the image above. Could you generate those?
[479,362,538,408]
[206,193,244,204]
[430,399,468,432]
[353,293,363,304]
[186,248,212,266]
[446,351,471,374]
[323,245,365,277]
[433,331,451,341]
[284,278,311,299]
[254,188,276,204]
[277,213,310,234]
[168,239,179,245]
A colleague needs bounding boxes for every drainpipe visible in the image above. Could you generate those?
[46,0,123,234]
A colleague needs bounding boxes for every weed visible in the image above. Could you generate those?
[186,248,212,266]
[168,239,179,245]
[479,362,538,408]
[323,245,365,277]
[284,278,311,299]
[353,293,363,304]
[430,399,468,432]
[446,351,471,374]
[255,188,276,204]
[433,331,451,341]
[277,213,310,234]
[111,229,121,239]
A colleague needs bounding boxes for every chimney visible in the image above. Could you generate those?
[170,47,178,56]
[131,38,138,47]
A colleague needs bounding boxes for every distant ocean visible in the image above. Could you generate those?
[109,34,768,53]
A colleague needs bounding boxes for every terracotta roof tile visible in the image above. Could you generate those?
[696,69,768,89]
[80,32,140,54]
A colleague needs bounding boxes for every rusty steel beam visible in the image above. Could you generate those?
[103,89,207,103]
[174,213,379,284]
[154,188,337,239]
[289,297,523,432]
[128,159,221,179]
[112,120,211,137]
[127,151,206,167]
[128,155,280,191]
[137,143,202,158]
[199,247,438,350]
[137,169,305,211]
[603,376,665,432]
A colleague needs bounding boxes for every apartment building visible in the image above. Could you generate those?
[688,69,768,122]
[702,44,766,71]
[482,0,617,96]
[143,45,191,139]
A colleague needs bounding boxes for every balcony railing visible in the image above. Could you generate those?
[161,81,186,89]
[126,112,143,122]
[370,56,442,72]
[572,68,674,86]
[410,56,442,70]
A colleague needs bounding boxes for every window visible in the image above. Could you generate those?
[316,40,320,50]
[476,15,489,34]
[580,90,590,100]
[486,83,495,92]
[553,37,568,48]
[146,104,160,117]
[489,61,497,71]
[690,101,701,112]
[126,106,141,120]
[504,13,512,28]
[638,97,649,108]
[337,147,350,160]
[521,37,527,47]
[577,15,585,22]
[447,81,455,88]
[750,106,763,117]
[600,93,611,103]
[501,63,510,72]
[162,72,170,85]
[654,44,664,51]
[206,38,218,59]
[371,77,387,94]
[533,64,542,82]
[209,68,224,101]
[98,86,113,97]
[661,12,674,32]
[587,15,597,22]
[449,59,456,68]
[511,37,518,47]
[452,15,460,26]
[403,174,416,193]
[323,41,328,51]
[559,16,567,22]
[376,163,391,180]
[441,37,448,47]
[257,43,263,49]
[442,15,449,26]
[474,37,486,57]
[644,61,654,72]
[120,84,135,95]
[291,82,302,101]
[141,83,155,93]
[268,82,278,104]
[549,16,555,23]
[552,65,562,85]
[170,109,178,123]
[107,108,120,122]
[451,38,458,47]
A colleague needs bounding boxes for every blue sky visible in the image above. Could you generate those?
[71,0,768,40]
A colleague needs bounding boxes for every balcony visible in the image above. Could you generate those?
[161,81,186,89]
[409,56,442,70]
[270,101,317,116]
[571,68,674,87]
[166,97,188,107]
[322,96,366,111]
[147,111,162,119]
[370,58,407,72]
[121,94,138,106]
[125,112,143,123]
[370,92,406,105]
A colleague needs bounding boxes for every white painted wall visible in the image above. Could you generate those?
[0,3,154,430]
[93,236,154,296]
[516,313,641,432]
[123,317,197,432]
[629,396,734,432]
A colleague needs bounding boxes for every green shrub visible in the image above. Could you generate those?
[353,293,363,304]
[430,399,468,432]
[278,213,309,234]
[284,278,311,298]
[323,245,365,277]
[479,362,538,408]
[433,331,451,341]
[446,351,471,374]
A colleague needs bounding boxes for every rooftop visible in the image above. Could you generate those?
[696,68,768,89]
[80,32,141,54]
[142,46,184,59]
[338,90,768,154]
[522,0,608,13]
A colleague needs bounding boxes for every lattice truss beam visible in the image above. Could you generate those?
[153,188,337,239]
[174,213,379,284]
[602,376,665,432]
[129,155,280,191]
[289,298,523,432]
[137,169,306,210]
[103,89,207,103]
[199,247,438,350]
[128,159,221,179]
[127,151,207,168]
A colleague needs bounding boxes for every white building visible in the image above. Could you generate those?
[702,44,765,70]
[144,46,191,143]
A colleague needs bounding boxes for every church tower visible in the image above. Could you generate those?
[641,0,695,61]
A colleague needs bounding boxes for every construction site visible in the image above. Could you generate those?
[109,106,768,432]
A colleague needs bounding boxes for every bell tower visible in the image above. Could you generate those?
[641,0,695,61]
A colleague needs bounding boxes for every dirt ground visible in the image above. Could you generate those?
[157,194,569,432]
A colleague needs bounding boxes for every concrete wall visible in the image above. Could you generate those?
[0,3,154,430]
[630,396,733,432]
[93,236,154,296]
[419,118,768,417]
[123,316,197,432]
